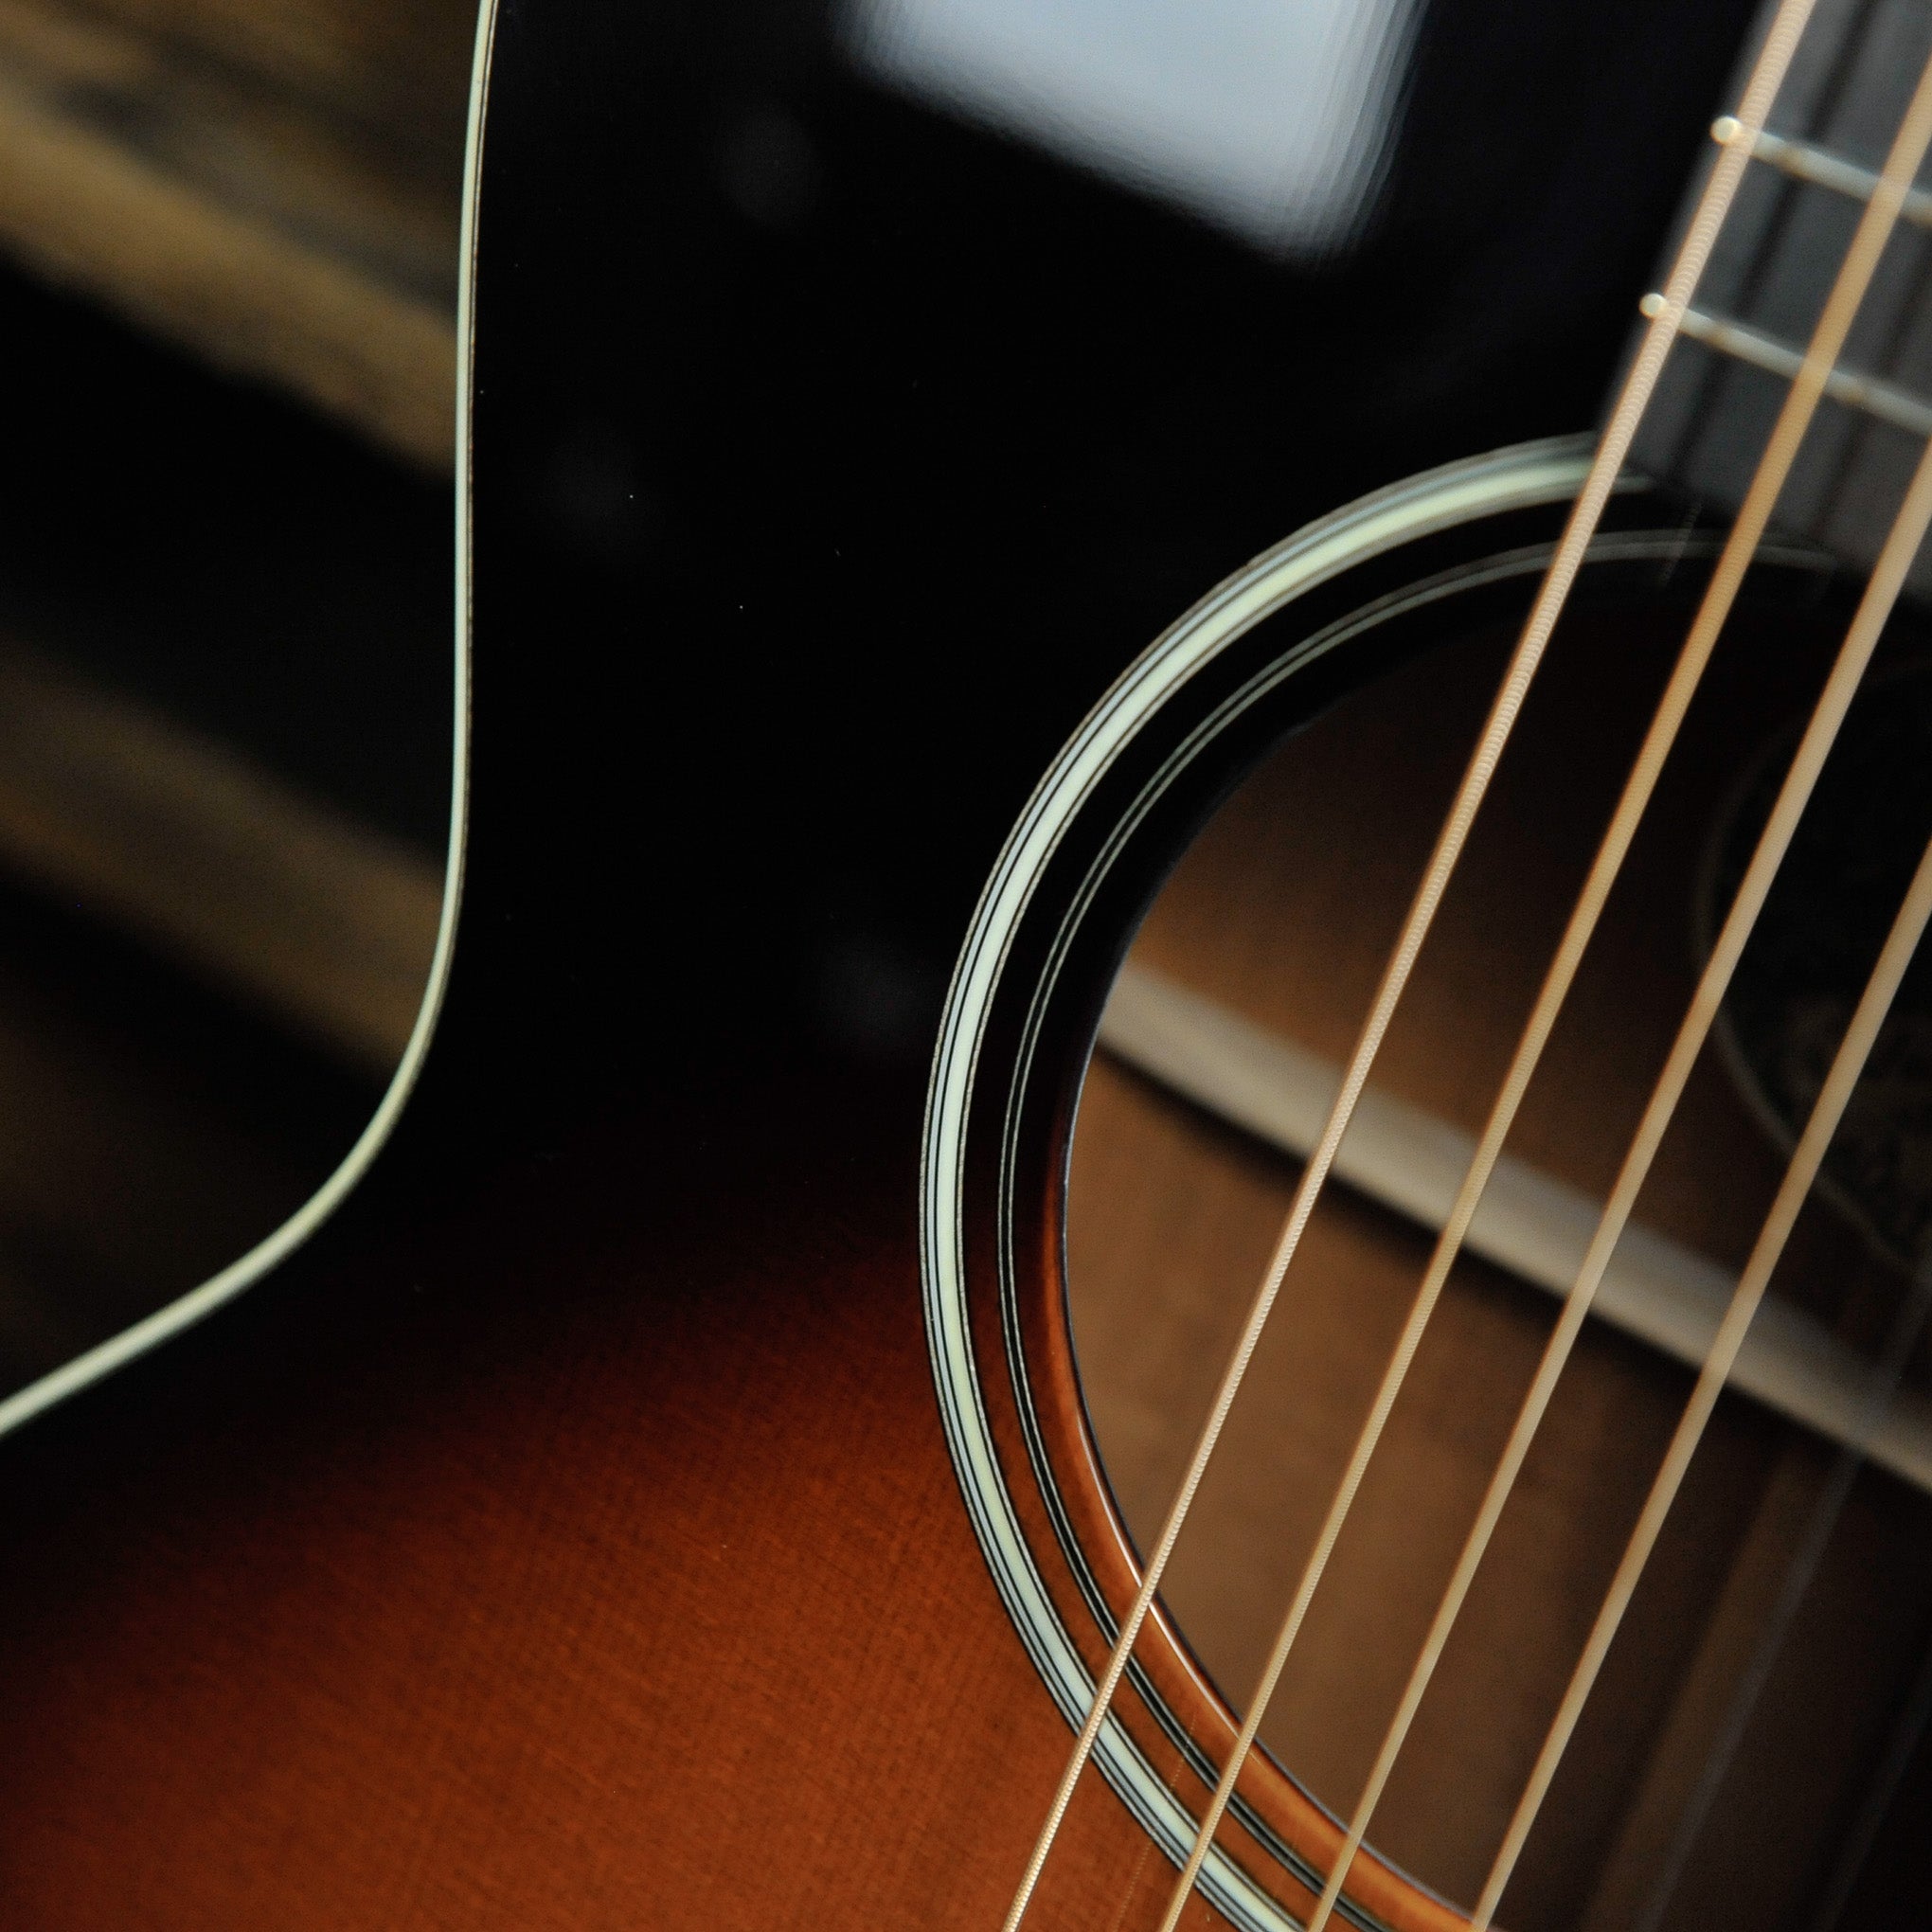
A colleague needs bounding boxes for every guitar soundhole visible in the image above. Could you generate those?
[1704,659,1932,1278]
[1063,594,1932,1924]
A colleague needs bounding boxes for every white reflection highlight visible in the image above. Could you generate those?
[847,0,1420,255]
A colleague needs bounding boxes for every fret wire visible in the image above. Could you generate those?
[1662,0,1887,491]
[1664,0,1895,504]
[1258,41,1932,1932]
[1641,297,1932,437]
[1812,172,1932,584]
[996,4,1825,1925]
[1715,116,1932,228]
[1130,9,1845,1930]
[1473,559,1932,1925]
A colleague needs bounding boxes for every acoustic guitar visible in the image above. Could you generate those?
[5,0,1932,1928]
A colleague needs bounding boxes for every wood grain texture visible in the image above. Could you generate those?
[0,1078,1209,1931]
[0,0,463,464]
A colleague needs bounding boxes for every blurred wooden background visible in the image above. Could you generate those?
[0,0,471,467]
[0,0,469,1395]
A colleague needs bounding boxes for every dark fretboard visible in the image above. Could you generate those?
[1632,0,1932,595]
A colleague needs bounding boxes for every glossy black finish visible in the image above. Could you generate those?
[5,0,1766,1682]
[22,7,1932,1927]
[436,0,1763,1159]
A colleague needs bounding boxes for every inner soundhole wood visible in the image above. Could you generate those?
[1064,597,1932,1930]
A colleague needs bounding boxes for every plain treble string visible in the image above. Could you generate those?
[1291,46,1932,1932]
[1464,67,1932,1924]
[1300,125,1932,1914]
[991,5,1818,1923]
[1473,806,1932,1928]
[1153,5,1921,1925]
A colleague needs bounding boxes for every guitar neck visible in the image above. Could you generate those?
[1635,0,1932,594]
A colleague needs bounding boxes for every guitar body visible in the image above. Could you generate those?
[7,1,1931,1927]
[0,1056,1117,1925]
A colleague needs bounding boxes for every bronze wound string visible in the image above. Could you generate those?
[1153,21,1932,1932]
[1474,814,1932,1928]
[1293,56,1932,1932]
[993,5,1822,1921]
[1294,273,1932,1931]
[997,9,1823,1921]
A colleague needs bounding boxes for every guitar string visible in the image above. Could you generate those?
[992,9,1819,1924]
[1147,86,1852,1932]
[1287,66,1932,1928]
[1147,20,1932,1932]
[1626,1266,1932,1932]
[1469,715,1932,1928]
[1810,119,1932,546]
[1302,478,1931,1918]
[1496,14,1932,1896]
[1676,0,1886,498]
